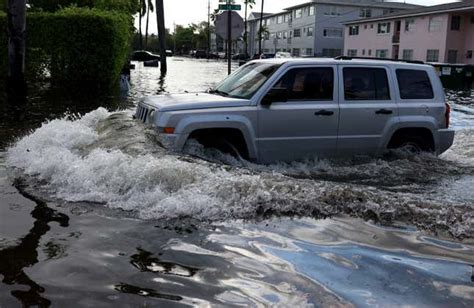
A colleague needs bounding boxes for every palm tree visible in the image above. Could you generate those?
[145,0,154,49]
[244,0,256,57]
[138,0,146,49]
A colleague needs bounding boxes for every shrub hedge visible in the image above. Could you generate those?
[1,7,133,92]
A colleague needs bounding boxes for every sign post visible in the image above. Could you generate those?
[217,0,242,75]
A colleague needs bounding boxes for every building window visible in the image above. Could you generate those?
[306,48,313,56]
[359,9,372,18]
[325,6,341,16]
[451,16,461,30]
[362,49,365,55]
[307,27,314,37]
[293,29,301,37]
[429,17,442,32]
[448,50,458,63]
[277,15,283,24]
[402,49,414,60]
[276,32,282,39]
[349,25,359,36]
[292,48,300,57]
[364,25,367,29]
[283,31,287,39]
[295,8,303,19]
[467,50,473,59]
[405,19,415,32]
[383,9,396,15]
[343,68,390,101]
[377,22,391,34]
[396,69,434,100]
[322,48,342,57]
[309,6,315,16]
[347,49,357,57]
[323,28,343,38]
[376,49,388,58]
[426,49,439,62]
[370,24,374,29]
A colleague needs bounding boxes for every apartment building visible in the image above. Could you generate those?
[247,0,419,57]
[343,1,474,64]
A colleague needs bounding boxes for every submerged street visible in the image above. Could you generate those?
[1,58,474,306]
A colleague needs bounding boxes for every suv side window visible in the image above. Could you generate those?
[396,69,434,99]
[274,67,334,101]
[343,67,390,100]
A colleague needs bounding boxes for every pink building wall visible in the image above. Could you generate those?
[344,10,474,64]
[345,21,394,57]
[399,14,449,62]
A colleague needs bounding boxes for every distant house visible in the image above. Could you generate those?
[246,0,420,57]
[343,1,474,64]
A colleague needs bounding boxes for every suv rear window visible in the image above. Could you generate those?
[343,68,390,100]
[396,69,434,99]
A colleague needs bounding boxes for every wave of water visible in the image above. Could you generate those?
[6,108,474,238]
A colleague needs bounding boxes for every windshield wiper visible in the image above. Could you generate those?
[208,88,229,97]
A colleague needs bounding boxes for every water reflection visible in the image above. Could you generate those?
[0,180,69,307]
[130,247,199,277]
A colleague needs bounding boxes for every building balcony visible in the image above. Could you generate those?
[392,34,400,44]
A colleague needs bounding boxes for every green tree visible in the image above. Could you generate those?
[137,0,146,49]
[243,0,256,56]
[144,0,153,49]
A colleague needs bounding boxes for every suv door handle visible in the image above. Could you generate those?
[314,110,334,116]
[375,109,393,115]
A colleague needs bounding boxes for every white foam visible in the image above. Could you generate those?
[6,109,474,238]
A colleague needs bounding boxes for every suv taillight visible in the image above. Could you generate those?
[445,102,451,128]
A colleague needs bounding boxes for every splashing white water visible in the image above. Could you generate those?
[6,109,474,238]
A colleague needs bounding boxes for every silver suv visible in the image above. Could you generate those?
[135,58,454,163]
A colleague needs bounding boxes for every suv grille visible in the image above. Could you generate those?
[135,104,152,123]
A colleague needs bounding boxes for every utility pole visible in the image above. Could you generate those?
[208,0,211,58]
[227,6,231,75]
[244,1,248,57]
[258,0,264,55]
[156,0,167,74]
[7,0,27,99]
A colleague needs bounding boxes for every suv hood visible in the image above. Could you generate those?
[141,93,251,111]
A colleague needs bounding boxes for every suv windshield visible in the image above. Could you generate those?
[211,62,280,99]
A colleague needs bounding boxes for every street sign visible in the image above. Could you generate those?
[214,11,244,40]
[218,4,241,11]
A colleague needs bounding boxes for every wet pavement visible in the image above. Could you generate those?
[1,58,474,307]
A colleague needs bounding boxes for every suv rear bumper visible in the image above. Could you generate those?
[437,129,455,154]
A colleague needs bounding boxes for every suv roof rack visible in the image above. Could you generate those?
[334,56,425,65]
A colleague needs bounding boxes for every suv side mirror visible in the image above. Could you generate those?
[261,87,288,106]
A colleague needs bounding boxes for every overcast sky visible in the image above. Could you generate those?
[136,0,457,33]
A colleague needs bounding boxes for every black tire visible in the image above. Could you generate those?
[390,135,432,153]
[211,138,244,160]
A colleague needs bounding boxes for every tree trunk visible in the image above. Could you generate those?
[7,0,26,99]
[139,13,143,49]
[258,0,264,55]
[156,0,167,74]
[145,7,150,49]
[244,2,248,57]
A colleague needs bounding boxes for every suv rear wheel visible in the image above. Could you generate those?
[388,133,433,153]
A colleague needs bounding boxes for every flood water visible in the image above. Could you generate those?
[1,58,474,307]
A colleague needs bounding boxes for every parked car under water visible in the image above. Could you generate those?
[131,50,160,61]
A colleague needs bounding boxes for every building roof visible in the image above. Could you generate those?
[248,0,422,21]
[344,0,474,25]
[284,0,421,11]
[248,12,273,21]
